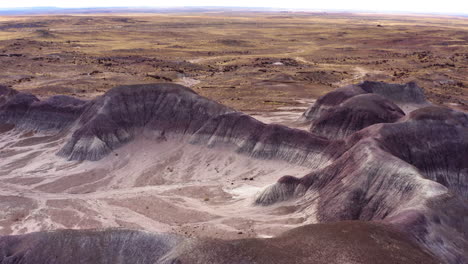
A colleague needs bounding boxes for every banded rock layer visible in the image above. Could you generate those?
[58,84,233,160]
[0,85,86,131]
[1,84,332,166]
[309,93,405,139]
[0,81,466,264]
[301,81,429,125]
[189,112,330,167]
[258,102,468,263]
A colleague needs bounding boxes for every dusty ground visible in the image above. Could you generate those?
[0,11,466,116]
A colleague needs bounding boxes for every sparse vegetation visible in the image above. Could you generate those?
[0,12,465,111]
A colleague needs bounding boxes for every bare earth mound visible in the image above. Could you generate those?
[0,222,439,264]
[0,82,466,263]
[309,93,405,139]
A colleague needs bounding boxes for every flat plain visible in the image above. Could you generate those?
[0,11,466,114]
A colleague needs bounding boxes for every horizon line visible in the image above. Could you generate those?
[0,6,466,17]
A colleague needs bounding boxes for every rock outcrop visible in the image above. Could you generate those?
[257,105,468,264]
[0,85,87,131]
[309,94,405,139]
[189,112,330,167]
[0,84,333,166]
[300,84,366,123]
[58,83,233,160]
[1,81,466,264]
[300,81,429,124]
[359,81,428,110]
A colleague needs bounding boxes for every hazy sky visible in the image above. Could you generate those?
[0,0,467,15]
